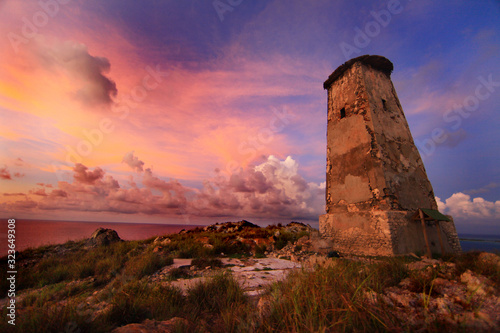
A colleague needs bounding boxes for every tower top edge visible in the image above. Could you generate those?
[323,55,394,90]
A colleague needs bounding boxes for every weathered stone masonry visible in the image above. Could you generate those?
[319,55,461,256]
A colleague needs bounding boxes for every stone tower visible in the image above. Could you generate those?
[319,55,461,256]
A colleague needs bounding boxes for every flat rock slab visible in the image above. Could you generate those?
[170,258,192,269]
[223,257,301,271]
[159,257,301,296]
[223,258,301,296]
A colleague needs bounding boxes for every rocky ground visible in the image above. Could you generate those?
[1,221,499,332]
[365,254,500,331]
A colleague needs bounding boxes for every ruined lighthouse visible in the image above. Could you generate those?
[319,55,461,256]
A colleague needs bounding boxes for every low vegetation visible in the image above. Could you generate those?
[0,224,498,332]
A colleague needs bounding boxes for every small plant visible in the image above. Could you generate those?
[186,272,247,316]
[274,230,309,250]
[123,252,173,278]
[167,267,191,280]
[327,250,340,258]
[421,280,435,311]
[254,244,267,258]
[254,267,273,272]
[99,280,185,330]
[191,257,224,269]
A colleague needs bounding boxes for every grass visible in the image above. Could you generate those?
[254,244,267,258]
[257,258,408,332]
[186,272,249,331]
[98,280,185,329]
[167,267,192,280]
[1,300,95,333]
[158,232,252,258]
[3,272,248,333]
[123,252,173,279]
[3,240,142,293]
[187,272,246,316]
[191,257,224,269]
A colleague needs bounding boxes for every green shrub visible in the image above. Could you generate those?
[99,280,185,330]
[209,237,251,257]
[186,272,246,316]
[191,257,224,269]
[274,230,310,250]
[254,244,267,258]
[167,267,191,281]
[13,240,142,291]
[123,252,173,279]
[1,300,95,333]
[77,259,96,279]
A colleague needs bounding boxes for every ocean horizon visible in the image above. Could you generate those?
[1,219,499,255]
[0,219,202,254]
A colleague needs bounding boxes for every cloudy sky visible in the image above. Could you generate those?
[0,0,498,234]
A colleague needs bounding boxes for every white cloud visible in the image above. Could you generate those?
[437,192,500,220]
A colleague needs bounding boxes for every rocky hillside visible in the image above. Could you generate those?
[1,221,499,332]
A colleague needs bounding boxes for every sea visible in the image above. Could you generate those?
[0,219,200,255]
[459,234,500,253]
[1,219,499,255]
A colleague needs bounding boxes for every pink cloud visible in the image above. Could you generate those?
[1,155,324,220]
[36,183,53,188]
[0,167,12,180]
[0,165,22,180]
[122,151,145,172]
[191,156,324,219]
[14,158,24,166]
[34,39,117,107]
[30,188,48,197]
[73,163,105,184]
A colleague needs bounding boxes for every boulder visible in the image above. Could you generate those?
[478,252,500,268]
[296,235,310,246]
[460,269,493,296]
[86,228,121,248]
[284,221,315,233]
[254,237,272,247]
[153,236,171,245]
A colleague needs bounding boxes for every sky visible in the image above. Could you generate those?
[0,0,499,234]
